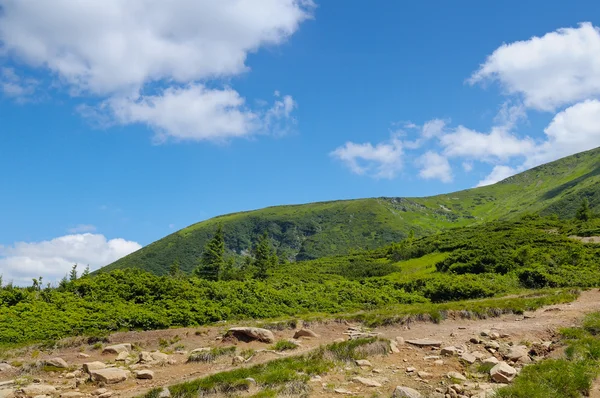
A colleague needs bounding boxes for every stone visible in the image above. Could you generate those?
[150,352,169,363]
[293,329,318,339]
[485,341,500,350]
[232,356,245,365]
[102,344,131,355]
[460,352,477,364]
[483,357,499,366]
[406,367,416,373]
[83,362,106,374]
[44,358,68,369]
[138,352,153,363]
[226,327,275,343]
[390,341,400,353]
[134,370,154,380]
[441,346,457,356]
[396,336,405,345]
[98,393,113,398]
[470,337,482,344]
[352,377,381,387]
[406,339,442,347]
[434,360,444,366]
[355,359,372,367]
[158,388,171,398]
[115,351,129,362]
[506,346,529,361]
[77,353,90,359]
[490,332,500,340]
[0,363,15,372]
[334,388,354,395]
[392,386,422,398]
[447,372,467,381]
[490,362,517,383]
[89,368,129,384]
[472,351,486,360]
[61,393,84,398]
[417,371,433,379]
[480,330,491,337]
[92,389,107,396]
[21,385,57,396]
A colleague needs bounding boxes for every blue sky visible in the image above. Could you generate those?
[2,0,600,284]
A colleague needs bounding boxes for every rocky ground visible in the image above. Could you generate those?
[1,289,600,398]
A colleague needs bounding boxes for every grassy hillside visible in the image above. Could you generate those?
[103,147,600,275]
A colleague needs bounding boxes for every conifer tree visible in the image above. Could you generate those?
[576,198,592,221]
[81,264,90,278]
[254,231,277,280]
[194,225,225,281]
[69,264,78,281]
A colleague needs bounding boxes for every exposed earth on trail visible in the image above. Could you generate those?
[2,290,600,398]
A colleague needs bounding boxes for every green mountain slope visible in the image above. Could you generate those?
[103,147,600,275]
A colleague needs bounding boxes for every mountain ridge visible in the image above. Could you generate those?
[102,147,600,275]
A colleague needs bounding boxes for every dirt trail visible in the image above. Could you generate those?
[2,289,600,397]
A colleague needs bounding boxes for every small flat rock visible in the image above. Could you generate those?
[434,360,444,365]
[406,367,416,373]
[460,352,477,364]
[77,353,90,359]
[44,358,68,369]
[150,352,169,363]
[470,337,482,344]
[61,392,84,398]
[89,368,129,384]
[441,346,457,356]
[406,339,442,347]
[490,362,517,383]
[355,359,372,367]
[115,351,129,362]
[483,357,500,366]
[352,377,381,387]
[390,341,400,353]
[447,372,467,381]
[484,341,500,350]
[134,370,154,380]
[392,386,422,398]
[92,389,108,396]
[480,330,491,337]
[98,393,113,398]
[21,385,57,396]
[490,332,500,340]
[293,329,319,339]
[334,388,354,395]
[417,371,433,379]
[102,344,131,355]
[506,346,529,361]
[424,355,441,360]
[83,362,106,373]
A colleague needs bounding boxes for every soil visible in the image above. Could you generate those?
[2,289,600,397]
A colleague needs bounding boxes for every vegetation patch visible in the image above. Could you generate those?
[187,346,236,363]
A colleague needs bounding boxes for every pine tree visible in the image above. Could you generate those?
[81,264,90,278]
[576,198,592,221]
[254,231,276,280]
[69,264,78,281]
[194,225,225,281]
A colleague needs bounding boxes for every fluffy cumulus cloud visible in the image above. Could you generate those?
[0,0,312,141]
[0,234,141,286]
[470,23,600,111]
[0,67,38,102]
[330,136,403,179]
[333,23,600,186]
[416,151,453,183]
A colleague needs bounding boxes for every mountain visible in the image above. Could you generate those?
[102,147,600,275]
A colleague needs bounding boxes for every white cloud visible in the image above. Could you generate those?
[68,224,97,233]
[440,125,535,161]
[421,119,447,139]
[416,151,453,183]
[470,22,600,111]
[330,135,403,179]
[0,234,141,286]
[462,162,473,172]
[476,165,520,187]
[0,67,38,101]
[0,0,313,95]
[0,0,311,141]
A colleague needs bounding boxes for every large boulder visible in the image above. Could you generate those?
[226,327,275,343]
[89,368,129,384]
[83,362,106,374]
[490,361,517,383]
[392,386,422,398]
[44,357,68,369]
[293,329,319,339]
[21,384,57,396]
[102,344,131,355]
